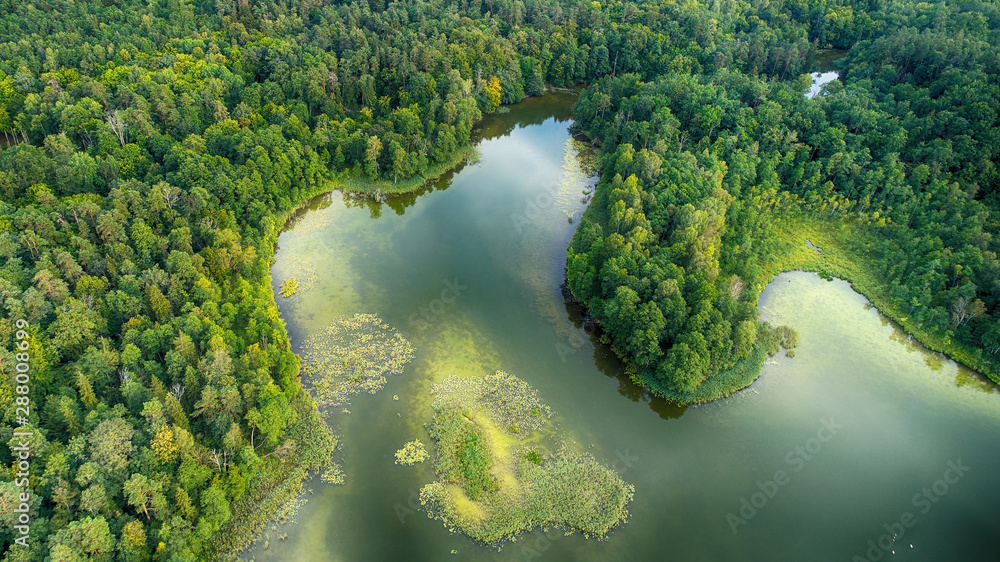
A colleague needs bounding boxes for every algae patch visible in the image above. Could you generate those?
[416,371,633,543]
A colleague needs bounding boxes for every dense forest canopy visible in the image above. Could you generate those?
[567,0,1000,399]
[0,0,998,559]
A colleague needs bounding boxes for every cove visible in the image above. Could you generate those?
[249,95,1000,561]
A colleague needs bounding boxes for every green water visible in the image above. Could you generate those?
[250,94,1000,562]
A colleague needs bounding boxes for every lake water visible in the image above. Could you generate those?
[250,94,1000,562]
[807,49,846,98]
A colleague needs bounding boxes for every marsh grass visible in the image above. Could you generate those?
[764,213,997,383]
[774,325,799,349]
[642,210,991,405]
[419,371,633,544]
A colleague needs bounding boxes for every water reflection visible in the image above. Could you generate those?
[473,91,578,141]
[282,191,336,232]
[259,95,1000,562]
[806,48,847,99]
[807,71,840,98]
[282,93,581,225]
[956,368,998,393]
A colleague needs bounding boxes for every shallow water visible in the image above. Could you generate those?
[249,94,1000,562]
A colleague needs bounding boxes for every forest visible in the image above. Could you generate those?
[0,0,999,559]
[567,0,1000,400]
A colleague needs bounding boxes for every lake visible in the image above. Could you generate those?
[249,94,1000,562]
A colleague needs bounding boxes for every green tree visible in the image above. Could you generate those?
[88,418,135,480]
[47,516,114,562]
[123,473,167,521]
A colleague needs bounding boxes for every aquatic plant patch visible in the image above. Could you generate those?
[418,371,634,543]
[395,440,430,466]
[301,313,415,407]
[279,277,298,297]
[282,256,320,294]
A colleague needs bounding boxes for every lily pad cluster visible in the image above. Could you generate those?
[395,440,430,466]
[430,370,552,434]
[301,313,415,407]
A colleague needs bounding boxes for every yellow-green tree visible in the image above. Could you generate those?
[484,76,502,113]
[151,425,178,464]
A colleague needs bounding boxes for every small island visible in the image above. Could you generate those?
[416,371,634,543]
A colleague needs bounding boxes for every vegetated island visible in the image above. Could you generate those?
[416,371,634,543]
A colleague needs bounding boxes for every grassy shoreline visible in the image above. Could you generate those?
[632,336,777,404]
[759,213,998,385]
[209,175,336,560]
[569,152,994,404]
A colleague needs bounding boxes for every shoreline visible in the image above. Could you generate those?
[758,214,997,385]
[634,214,998,406]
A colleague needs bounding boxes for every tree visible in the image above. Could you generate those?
[123,473,166,521]
[364,135,382,180]
[79,484,110,517]
[148,284,172,322]
[484,76,502,113]
[47,516,114,562]
[388,139,406,183]
[198,485,231,533]
[732,320,757,361]
[105,110,128,146]
[88,418,135,480]
[151,425,179,463]
[119,520,150,562]
[661,340,708,393]
[48,298,98,360]
[257,384,296,447]
[950,296,986,328]
[0,480,41,528]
